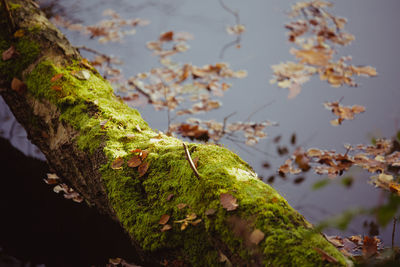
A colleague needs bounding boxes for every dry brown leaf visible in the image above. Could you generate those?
[11,78,27,94]
[2,45,17,61]
[205,208,216,216]
[177,203,187,210]
[127,155,142,168]
[220,193,238,211]
[51,85,62,91]
[159,31,174,42]
[166,194,174,201]
[140,150,149,160]
[138,161,149,177]
[161,224,172,232]
[249,229,265,245]
[13,29,24,38]
[159,214,170,225]
[50,73,63,82]
[362,236,379,258]
[111,157,124,169]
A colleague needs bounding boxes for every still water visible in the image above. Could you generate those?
[1,0,400,265]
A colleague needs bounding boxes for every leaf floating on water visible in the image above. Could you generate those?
[111,157,124,169]
[159,214,170,225]
[249,229,265,245]
[220,193,238,211]
[324,101,365,125]
[226,24,246,35]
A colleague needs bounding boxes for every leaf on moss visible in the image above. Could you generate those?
[11,78,27,94]
[159,214,170,225]
[161,224,172,232]
[2,45,17,61]
[220,193,238,211]
[51,85,62,91]
[140,150,149,160]
[80,58,94,69]
[177,203,187,210]
[73,69,91,80]
[13,29,25,38]
[127,155,142,168]
[111,157,124,169]
[138,161,149,177]
[166,194,174,201]
[249,229,265,245]
[205,208,216,216]
[50,73,63,82]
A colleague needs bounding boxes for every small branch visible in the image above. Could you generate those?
[392,217,397,249]
[74,45,112,61]
[1,0,15,35]
[245,100,275,122]
[182,142,200,179]
[221,111,237,136]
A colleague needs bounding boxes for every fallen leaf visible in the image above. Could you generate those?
[177,203,187,210]
[249,229,265,245]
[205,208,216,216]
[2,45,17,61]
[11,78,27,94]
[111,157,124,169]
[50,73,63,82]
[159,31,173,42]
[138,161,149,177]
[127,155,142,168]
[140,150,149,160]
[190,219,202,226]
[362,236,379,258]
[73,69,91,80]
[109,258,122,265]
[220,193,238,211]
[51,85,62,91]
[166,194,174,201]
[159,214,170,225]
[161,224,172,232]
[13,29,24,38]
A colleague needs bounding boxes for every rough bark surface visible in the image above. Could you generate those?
[0,1,350,266]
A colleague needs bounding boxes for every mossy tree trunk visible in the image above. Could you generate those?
[0,1,350,266]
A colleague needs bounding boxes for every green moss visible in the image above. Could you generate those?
[23,58,348,266]
[0,37,40,81]
[8,2,22,10]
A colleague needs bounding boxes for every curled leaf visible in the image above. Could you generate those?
[220,193,238,211]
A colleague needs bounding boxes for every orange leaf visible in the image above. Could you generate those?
[51,85,62,91]
[140,150,149,160]
[138,161,149,177]
[127,155,142,168]
[159,214,170,225]
[220,193,238,211]
[362,236,379,258]
[111,157,124,170]
[11,78,27,95]
[159,31,173,42]
[50,73,63,82]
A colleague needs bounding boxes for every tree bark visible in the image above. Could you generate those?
[0,1,349,266]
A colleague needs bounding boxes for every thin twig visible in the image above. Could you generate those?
[218,0,242,59]
[182,142,200,179]
[1,0,15,35]
[392,217,397,249]
[245,100,275,122]
[221,111,237,135]
[74,45,112,61]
